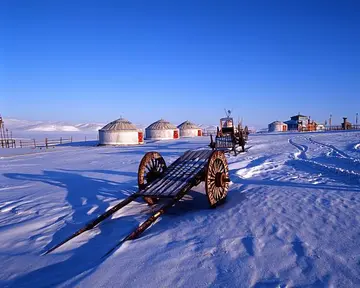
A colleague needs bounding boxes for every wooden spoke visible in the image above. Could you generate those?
[205,150,230,207]
[138,152,167,205]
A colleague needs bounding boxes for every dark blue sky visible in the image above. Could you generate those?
[1,0,359,127]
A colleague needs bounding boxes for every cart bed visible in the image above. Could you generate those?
[139,149,213,197]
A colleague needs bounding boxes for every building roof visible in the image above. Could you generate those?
[100,117,138,131]
[284,120,298,125]
[146,119,177,130]
[269,121,287,125]
[290,114,308,120]
[177,120,201,130]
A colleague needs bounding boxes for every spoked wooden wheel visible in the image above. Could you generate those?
[138,152,167,205]
[205,150,230,207]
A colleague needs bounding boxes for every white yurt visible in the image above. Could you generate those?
[268,121,287,132]
[145,119,179,140]
[98,117,144,145]
[177,120,202,137]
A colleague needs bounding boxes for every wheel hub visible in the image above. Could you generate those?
[215,172,230,187]
[146,171,161,183]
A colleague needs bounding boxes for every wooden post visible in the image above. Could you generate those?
[71,136,73,143]
[20,140,22,148]
[60,137,62,144]
[33,139,36,148]
[45,138,48,149]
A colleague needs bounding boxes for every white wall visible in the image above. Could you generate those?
[268,123,286,132]
[145,129,179,140]
[99,130,142,145]
[179,129,201,137]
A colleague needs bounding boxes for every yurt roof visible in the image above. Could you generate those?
[270,121,287,125]
[177,120,201,130]
[146,119,177,130]
[100,117,138,131]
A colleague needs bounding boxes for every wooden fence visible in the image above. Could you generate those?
[0,139,16,148]
[325,125,360,131]
[18,137,73,149]
[0,137,73,149]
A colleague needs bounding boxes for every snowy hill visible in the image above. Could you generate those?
[4,118,105,132]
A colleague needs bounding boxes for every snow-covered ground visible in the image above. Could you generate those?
[0,132,359,287]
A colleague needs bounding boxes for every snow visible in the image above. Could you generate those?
[5,118,105,132]
[28,125,80,132]
[0,132,360,287]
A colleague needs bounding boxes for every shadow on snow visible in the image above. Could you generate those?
[2,169,143,287]
[1,164,247,287]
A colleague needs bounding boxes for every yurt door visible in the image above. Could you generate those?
[197,129,202,136]
[173,130,179,139]
[138,131,143,143]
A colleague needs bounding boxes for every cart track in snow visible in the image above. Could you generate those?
[308,137,351,158]
[288,138,360,185]
[288,139,308,160]
[355,143,360,151]
[308,137,360,168]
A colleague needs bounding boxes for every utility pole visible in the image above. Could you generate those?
[0,115,3,148]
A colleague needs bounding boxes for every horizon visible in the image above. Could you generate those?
[3,113,355,131]
[2,1,359,126]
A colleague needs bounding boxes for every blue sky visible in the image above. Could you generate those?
[1,0,359,127]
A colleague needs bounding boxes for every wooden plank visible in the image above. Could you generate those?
[153,159,202,196]
[161,150,212,197]
[142,157,199,196]
[153,149,211,196]
[168,152,212,197]
[140,150,212,197]
[141,150,200,195]
[142,150,198,194]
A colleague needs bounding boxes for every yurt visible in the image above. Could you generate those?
[268,121,287,132]
[98,117,144,145]
[177,120,202,137]
[145,119,179,140]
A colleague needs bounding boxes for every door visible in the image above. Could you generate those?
[173,130,179,139]
[138,131,143,143]
[198,129,202,136]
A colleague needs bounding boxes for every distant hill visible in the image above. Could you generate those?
[4,118,258,133]
[4,118,105,132]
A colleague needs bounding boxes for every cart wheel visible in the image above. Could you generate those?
[138,151,167,205]
[205,150,230,207]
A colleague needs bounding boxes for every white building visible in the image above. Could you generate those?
[177,120,202,137]
[316,123,325,131]
[98,117,144,145]
[268,121,288,132]
[145,119,179,140]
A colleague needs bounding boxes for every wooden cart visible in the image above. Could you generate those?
[209,116,247,155]
[44,149,230,257]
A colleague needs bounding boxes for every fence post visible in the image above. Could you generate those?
[33,139,36,148]
[20,140,22,148]
[45,138,48,149]
[71,136,73,143]
[60,137,62,144]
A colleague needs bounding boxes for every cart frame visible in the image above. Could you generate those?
[44,149,230,257]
